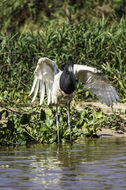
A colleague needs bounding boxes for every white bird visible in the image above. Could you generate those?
[29,57,119,143]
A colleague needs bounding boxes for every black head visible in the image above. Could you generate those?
[64,60,74,73]
[60,60,76,94]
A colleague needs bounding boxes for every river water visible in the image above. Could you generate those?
[0,137,126,190]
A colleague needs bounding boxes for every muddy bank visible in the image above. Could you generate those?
[75,101,126,137]
[97,128,126,137]
[75,101,126,115]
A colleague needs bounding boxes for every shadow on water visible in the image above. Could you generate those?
[0,137,126,190]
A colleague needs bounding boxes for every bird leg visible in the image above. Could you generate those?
[68,103,72,143]
[56,104,60,144]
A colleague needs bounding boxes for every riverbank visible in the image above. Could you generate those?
[0,101,126,141]
[75,101,126,137]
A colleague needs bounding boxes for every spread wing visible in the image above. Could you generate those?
[74,64,119,106]
[29,57,60,105]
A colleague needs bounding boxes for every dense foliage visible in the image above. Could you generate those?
[0,0,126,33]
[0,19,126,99]
[0,0,126,145]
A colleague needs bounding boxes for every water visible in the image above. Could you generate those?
[0,137,126,190]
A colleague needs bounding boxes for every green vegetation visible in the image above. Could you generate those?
[1,105,125,145]
[0,0,126,33]
[0,0,126,145]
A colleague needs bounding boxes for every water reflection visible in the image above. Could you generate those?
[0,137,126,190]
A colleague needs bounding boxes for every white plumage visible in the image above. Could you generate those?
[29,57,58,105]
[29,57,75,106]
[29,57,119,143]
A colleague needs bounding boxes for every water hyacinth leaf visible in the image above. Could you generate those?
[94,111,102,119]
[85,91,90,98]
[40,126,48,132]
[45,117,53,127]
[49,134,57,143]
